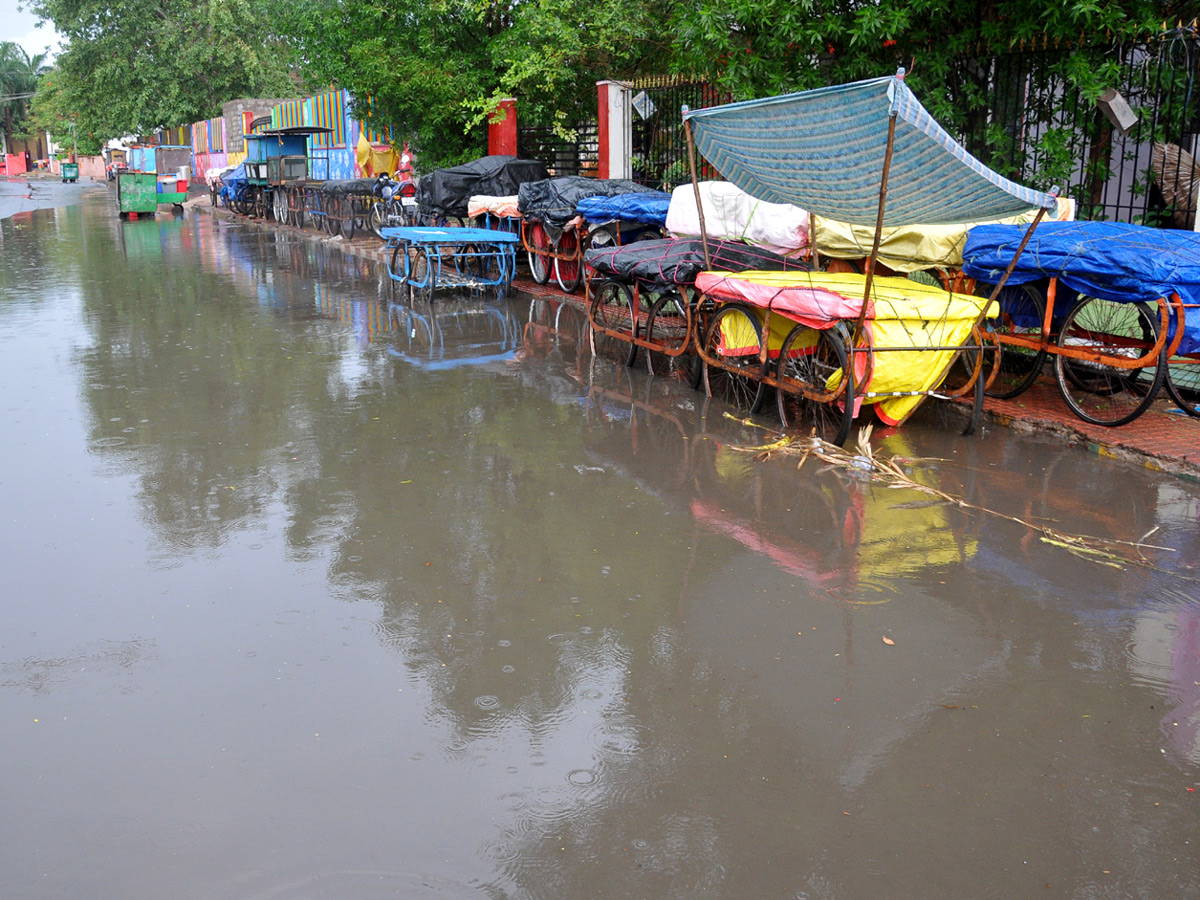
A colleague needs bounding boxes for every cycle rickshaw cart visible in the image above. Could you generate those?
[583,180,813,376]
[583,237,811,378]
[677,70,1061,445]
[517,176,655,293]
[247,125,332,227]
[962,220,1200,425]
[415,154,548,232]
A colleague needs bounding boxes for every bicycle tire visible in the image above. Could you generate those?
[644,290,697,386]
[702,304,768,414]
[590,280,639,367]
[527,222,551,284]
[984,282,1048,399]
[1053,296,1165,427]
[554,228,583,293]
[776,322,855,446]
[1165,357,1200,417]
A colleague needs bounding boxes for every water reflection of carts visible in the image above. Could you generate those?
[963,221,1200,425]
[673,71,1060,445]
[382,226,519,297]
[387,290,522,368]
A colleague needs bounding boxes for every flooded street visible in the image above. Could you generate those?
[2,192,1199,899]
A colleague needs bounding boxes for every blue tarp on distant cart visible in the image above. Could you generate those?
[963,220,1200,355]
[576,191,672,227]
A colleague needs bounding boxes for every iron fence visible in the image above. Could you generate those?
[629,76,732,191]
[518,120,599,178]
[959,27,1200,225]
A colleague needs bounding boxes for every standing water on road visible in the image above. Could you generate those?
[2,193,1199,899]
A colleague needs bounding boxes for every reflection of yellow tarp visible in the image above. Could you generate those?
[716,272,995,425]
[811,199,1076,273]
[847,435,976,574]
[709,440,974,578]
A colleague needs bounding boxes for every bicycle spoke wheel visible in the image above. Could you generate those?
[590,280,638,367]
[776,323,854,446]
[1165,357,1200,417]
[1054,297,1164,426]
[554,228,583,293]
[984,283,1048,399]
[369,202,387,239]
[930,325,989,436]
[644,290,697,386]
[527,222,551,284]
[702,303,768,414]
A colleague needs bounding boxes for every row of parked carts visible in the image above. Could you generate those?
[216,73,1200,445]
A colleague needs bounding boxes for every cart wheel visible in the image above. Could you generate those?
[326,198,341,236]
[702,303,768,414]
[289,188,304,228]
[369,202,387,239]
[341,196,356,240]
[590,280,639,367]
[1053,296,1165,427]
[984,282,1048,399]
[527,222,551,284]
[554,228,583,293]
[932,324,989,436]
[407,246,435,299]
[1165,357,1200,417]
[644,290,697,386]
[776,322,855,446]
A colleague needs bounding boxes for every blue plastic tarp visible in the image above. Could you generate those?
[963,221,1200,355]
[576,191,671,227]
[221,164,248,189]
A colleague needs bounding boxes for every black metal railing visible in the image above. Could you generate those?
[630,76,732,191]
[519,121,599,178]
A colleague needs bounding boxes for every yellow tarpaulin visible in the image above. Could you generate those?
[810,198,1076,273]
[714,271,995,425]
[355,132,399,179]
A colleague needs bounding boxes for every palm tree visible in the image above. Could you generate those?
[0,42,49,156]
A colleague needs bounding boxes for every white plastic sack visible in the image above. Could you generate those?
[666,181,810,257]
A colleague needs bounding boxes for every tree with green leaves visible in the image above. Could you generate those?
[0,42,49,154]
[26,0,296,144]
[274,0,670,170]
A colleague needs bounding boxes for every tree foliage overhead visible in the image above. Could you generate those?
[669,0,1180,124]
[27,0,296,144]
[274,0,670,169]
[0,41,49,152]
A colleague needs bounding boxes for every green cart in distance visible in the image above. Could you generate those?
[115,172,159,219]
[61,162,79,183]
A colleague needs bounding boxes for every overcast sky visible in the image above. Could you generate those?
[0,0,62,59]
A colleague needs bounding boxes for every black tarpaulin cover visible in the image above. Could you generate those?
[417,156,549,217]
[584,238,811,286]
[316,179,378,195]
[518,177,645,226]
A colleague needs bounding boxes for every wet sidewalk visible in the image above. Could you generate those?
[195,199,1200,479]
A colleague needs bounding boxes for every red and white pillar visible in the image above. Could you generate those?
[597,81,632,180]
[488,99,518,157]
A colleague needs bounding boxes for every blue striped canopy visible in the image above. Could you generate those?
[683,73,1057,227]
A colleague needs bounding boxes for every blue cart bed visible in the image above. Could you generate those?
[382,226,520,294]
